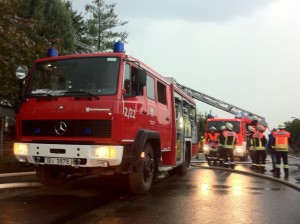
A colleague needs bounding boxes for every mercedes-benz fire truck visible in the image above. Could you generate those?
[13,42,198,194]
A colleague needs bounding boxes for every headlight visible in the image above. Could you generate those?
[14,143,28,155]
[235,147,244,153]
[203,145,209,152]
[95,146,117,159]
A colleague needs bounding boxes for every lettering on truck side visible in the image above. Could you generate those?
[123,106,136,119]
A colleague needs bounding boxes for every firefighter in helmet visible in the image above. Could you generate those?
[218,125,226,167]
[252,125,267,173]
[250,116,258,128]
[207,126,219,164]
[247,125,256,170]
[272,123,290,177]
[219,122,237,168]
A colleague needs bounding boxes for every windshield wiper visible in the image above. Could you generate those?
[64,90,100,100]
[31,92,57,101]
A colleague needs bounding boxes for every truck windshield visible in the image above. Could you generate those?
[207,121,241,133]
[26,57,120,97]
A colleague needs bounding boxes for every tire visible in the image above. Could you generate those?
[129,143,154,194]
[35,165,67,186]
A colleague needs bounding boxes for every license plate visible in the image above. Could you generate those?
[44,157,72,165]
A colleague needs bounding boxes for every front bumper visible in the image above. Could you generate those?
[14,143,123,168]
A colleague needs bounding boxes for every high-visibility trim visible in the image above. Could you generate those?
[253,132,265,150]
[273,130,290,150]
[223,131,236,149]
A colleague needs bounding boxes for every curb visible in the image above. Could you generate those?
[0,171,36,178]
[191,162,300,192]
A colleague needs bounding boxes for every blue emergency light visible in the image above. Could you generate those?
[113,41,124,53]
[47,47,58,57]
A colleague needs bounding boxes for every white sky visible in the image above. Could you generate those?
[72,0,300,129]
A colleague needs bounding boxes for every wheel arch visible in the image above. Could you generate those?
[132,129,161,165]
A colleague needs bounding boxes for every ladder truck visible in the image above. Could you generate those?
[172,81,268,161]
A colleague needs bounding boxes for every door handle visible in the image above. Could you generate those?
[166,117,170,121]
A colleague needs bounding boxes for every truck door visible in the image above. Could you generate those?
[156,81,171,152]
[175,93,184,162]
[122,64,148,139]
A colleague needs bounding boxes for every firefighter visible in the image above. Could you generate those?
[220,122,237,169]
[218,125,226,167]
[272,123,290,177]
[267,128,277,172]
[250,116,258,128]
[252,125,267,173]
[207,126,219,165]
[247,126,256,170]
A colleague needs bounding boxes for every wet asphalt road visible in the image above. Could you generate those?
[67,167,300,224]
[0,163,299,224]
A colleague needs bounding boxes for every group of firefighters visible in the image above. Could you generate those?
[204,117,291,177]
[206,122,238,169]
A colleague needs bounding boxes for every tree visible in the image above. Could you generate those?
[84,0,128,51]
[285,119,300,155]
[0,0,47,109]
[65,1,89,52]
[197,112,206,139]
[17,0,75,53]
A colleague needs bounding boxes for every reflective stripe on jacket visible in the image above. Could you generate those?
[272,130,290,151]
[253,132,265,150]
[207,133,219,142]
[222,131,237,149]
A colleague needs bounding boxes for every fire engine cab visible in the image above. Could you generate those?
[14,42,198,194]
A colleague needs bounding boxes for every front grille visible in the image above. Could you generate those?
[22,120,112,138]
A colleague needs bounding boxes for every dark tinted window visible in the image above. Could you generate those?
[207,120,240,133]
[157,82,166,104]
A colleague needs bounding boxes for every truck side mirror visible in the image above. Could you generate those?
[16,65,28,80]
[16,65,28,100]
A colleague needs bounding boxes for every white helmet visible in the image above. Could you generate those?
[209,126,217,131]
[278,123,286,129]
[225,122,233,131]
[257,125,265,132]
[253,116,258,121]
[248,126,255,132]
[220,125,226,131]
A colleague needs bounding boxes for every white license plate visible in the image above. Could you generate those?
[44,157,72,165]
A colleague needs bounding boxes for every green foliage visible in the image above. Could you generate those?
[0,0,47,109]
[197,112,206,139]
[17,0,75,53]
[0,0,128,108]
[285,119,300,154]
[84,0,128,51]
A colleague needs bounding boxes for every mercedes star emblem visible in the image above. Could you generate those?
[55,121,67,135]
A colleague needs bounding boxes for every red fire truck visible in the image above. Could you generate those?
[13,42,198,194]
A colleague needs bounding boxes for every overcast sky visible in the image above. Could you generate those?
[72,0,300,129]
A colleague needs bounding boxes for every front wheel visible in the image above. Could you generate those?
[129,143,155,194]
[36,165,67,186]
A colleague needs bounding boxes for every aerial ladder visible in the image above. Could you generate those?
[169,78,268,127]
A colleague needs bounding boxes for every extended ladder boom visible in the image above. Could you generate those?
[169,78,267,127]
